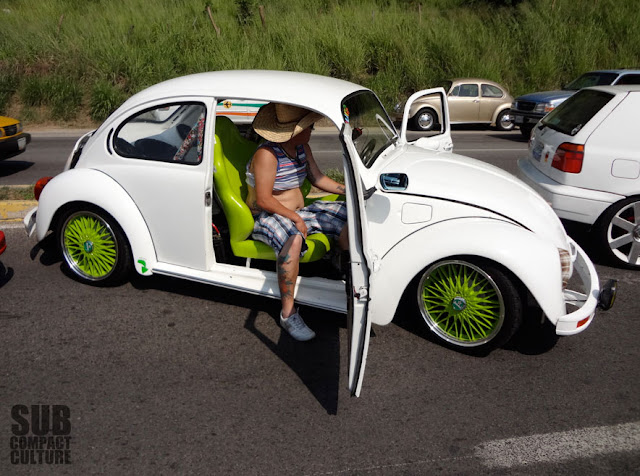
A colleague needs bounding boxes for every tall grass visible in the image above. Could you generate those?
[1,0,638,123]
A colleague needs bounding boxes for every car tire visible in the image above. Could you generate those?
[519,124,533,139]
[495,109,515,131]
[416,258,523,352]
[594,196,640,270]
[412,108,438,132]
[57,206,132,285]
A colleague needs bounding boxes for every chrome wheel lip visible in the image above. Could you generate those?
[607,200,640,266]
[417,260,505,347]
[61,211,119,282]
[498,112,515,130]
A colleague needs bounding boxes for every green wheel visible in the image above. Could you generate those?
[58,208,131,285]
[417,259,522,350]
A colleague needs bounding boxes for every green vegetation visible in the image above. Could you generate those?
[1,0,638,124]
[0,186,34,201]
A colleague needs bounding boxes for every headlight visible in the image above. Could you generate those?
[534,102,555,114]
[0,128,4,138]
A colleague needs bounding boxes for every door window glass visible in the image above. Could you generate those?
[615,74,640,85]
[458,84,479,97]
[450,85,460,96]
[114,103,206,164]
[481,84,504,98]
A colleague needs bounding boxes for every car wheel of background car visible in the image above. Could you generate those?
[416,258,523,352]
[519,124,533,139]
[412,108,438,131]
[495,109,515,131]
[594,196,640,270]
[57,206,132,285]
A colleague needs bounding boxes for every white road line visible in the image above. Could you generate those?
[475,421,640,468]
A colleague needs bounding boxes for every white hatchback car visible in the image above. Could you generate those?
[518,85,640,270]
[24,71,614,396]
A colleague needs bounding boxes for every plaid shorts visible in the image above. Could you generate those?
[252,201,347,257]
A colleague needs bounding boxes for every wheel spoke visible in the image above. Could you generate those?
[609,232,633,249]
[611,215,635,232]
[627,242,640,264]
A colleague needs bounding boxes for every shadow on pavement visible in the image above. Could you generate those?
[0,262,14,288]
[129,273,343,414]
[0,158,33,176]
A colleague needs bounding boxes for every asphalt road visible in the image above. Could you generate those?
[1,128,639,474]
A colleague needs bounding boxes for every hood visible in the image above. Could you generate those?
[384,145,569,249]
[515,90,575,103]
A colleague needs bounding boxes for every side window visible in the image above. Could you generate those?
[459,84,479,97]
[481,84,504,98]
[615,74,640,85]
[114,103,206,164]
[449,85,460,97]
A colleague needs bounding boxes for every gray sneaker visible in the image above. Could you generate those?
[280,310,316,341]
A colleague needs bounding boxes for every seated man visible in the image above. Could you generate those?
[245,103,348,341]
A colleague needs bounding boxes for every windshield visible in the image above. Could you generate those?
[564,72,618,90]
[541,89,613,136]
[342,91,398,168]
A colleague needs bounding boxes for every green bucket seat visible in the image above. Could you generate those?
[212,116,332,262]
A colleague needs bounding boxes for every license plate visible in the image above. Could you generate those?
[18,137,27,150]
[514,115,523,124]
[532,142,543,161]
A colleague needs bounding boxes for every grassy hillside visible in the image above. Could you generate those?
[1,0,638,125]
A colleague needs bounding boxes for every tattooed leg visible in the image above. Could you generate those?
[277,234,303,319]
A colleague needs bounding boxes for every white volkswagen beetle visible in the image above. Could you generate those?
[24,70,615,396]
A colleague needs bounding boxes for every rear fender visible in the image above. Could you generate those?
[368,218,565,326]
[36,169,156,275]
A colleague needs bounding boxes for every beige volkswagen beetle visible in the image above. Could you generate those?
[394,78,514,132]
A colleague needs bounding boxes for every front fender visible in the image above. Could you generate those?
[368,217,565,326]
[36,168,156,275]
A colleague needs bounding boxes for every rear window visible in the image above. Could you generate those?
[541,89,613,136]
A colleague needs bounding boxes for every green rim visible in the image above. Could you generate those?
[61,212,118,281]
[418,260,504,347]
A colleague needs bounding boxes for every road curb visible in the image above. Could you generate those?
[0,200,37,223]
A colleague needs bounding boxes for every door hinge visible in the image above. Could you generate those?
[205,191,212,206]
[354,286,368,300]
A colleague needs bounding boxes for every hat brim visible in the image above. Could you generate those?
[252,103,323,142]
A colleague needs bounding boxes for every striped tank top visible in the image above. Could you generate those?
[246,142,307,191]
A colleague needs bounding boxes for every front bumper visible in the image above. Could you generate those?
[517,158,622,225]
[555,237,603,335]
[0,132,31,157]
[24,206,38,237]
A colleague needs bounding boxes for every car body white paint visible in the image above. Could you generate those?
[24,70,605,395]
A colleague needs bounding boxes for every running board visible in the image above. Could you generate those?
[153,262,348,314]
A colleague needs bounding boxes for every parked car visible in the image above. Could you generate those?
[24,70,614,396]
[511,69,640,138]
[393,78,514,131]
[518,85,640,270]
[0,116,31,159]
[0,230,5,255]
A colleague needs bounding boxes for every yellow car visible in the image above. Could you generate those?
[0,116,31,159]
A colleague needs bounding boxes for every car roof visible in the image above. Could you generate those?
[450,78,506,87]
[584,84,640,94]
[585,69,640,74]
[116,70,367,127]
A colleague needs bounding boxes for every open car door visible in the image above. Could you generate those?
[399,87,453,153]
[340,123,373,397]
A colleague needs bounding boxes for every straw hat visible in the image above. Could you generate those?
[252,103,323,142]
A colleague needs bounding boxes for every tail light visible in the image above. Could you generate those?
[0,230,6,255]
[552,143,584,173]
[34,176,54,201]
